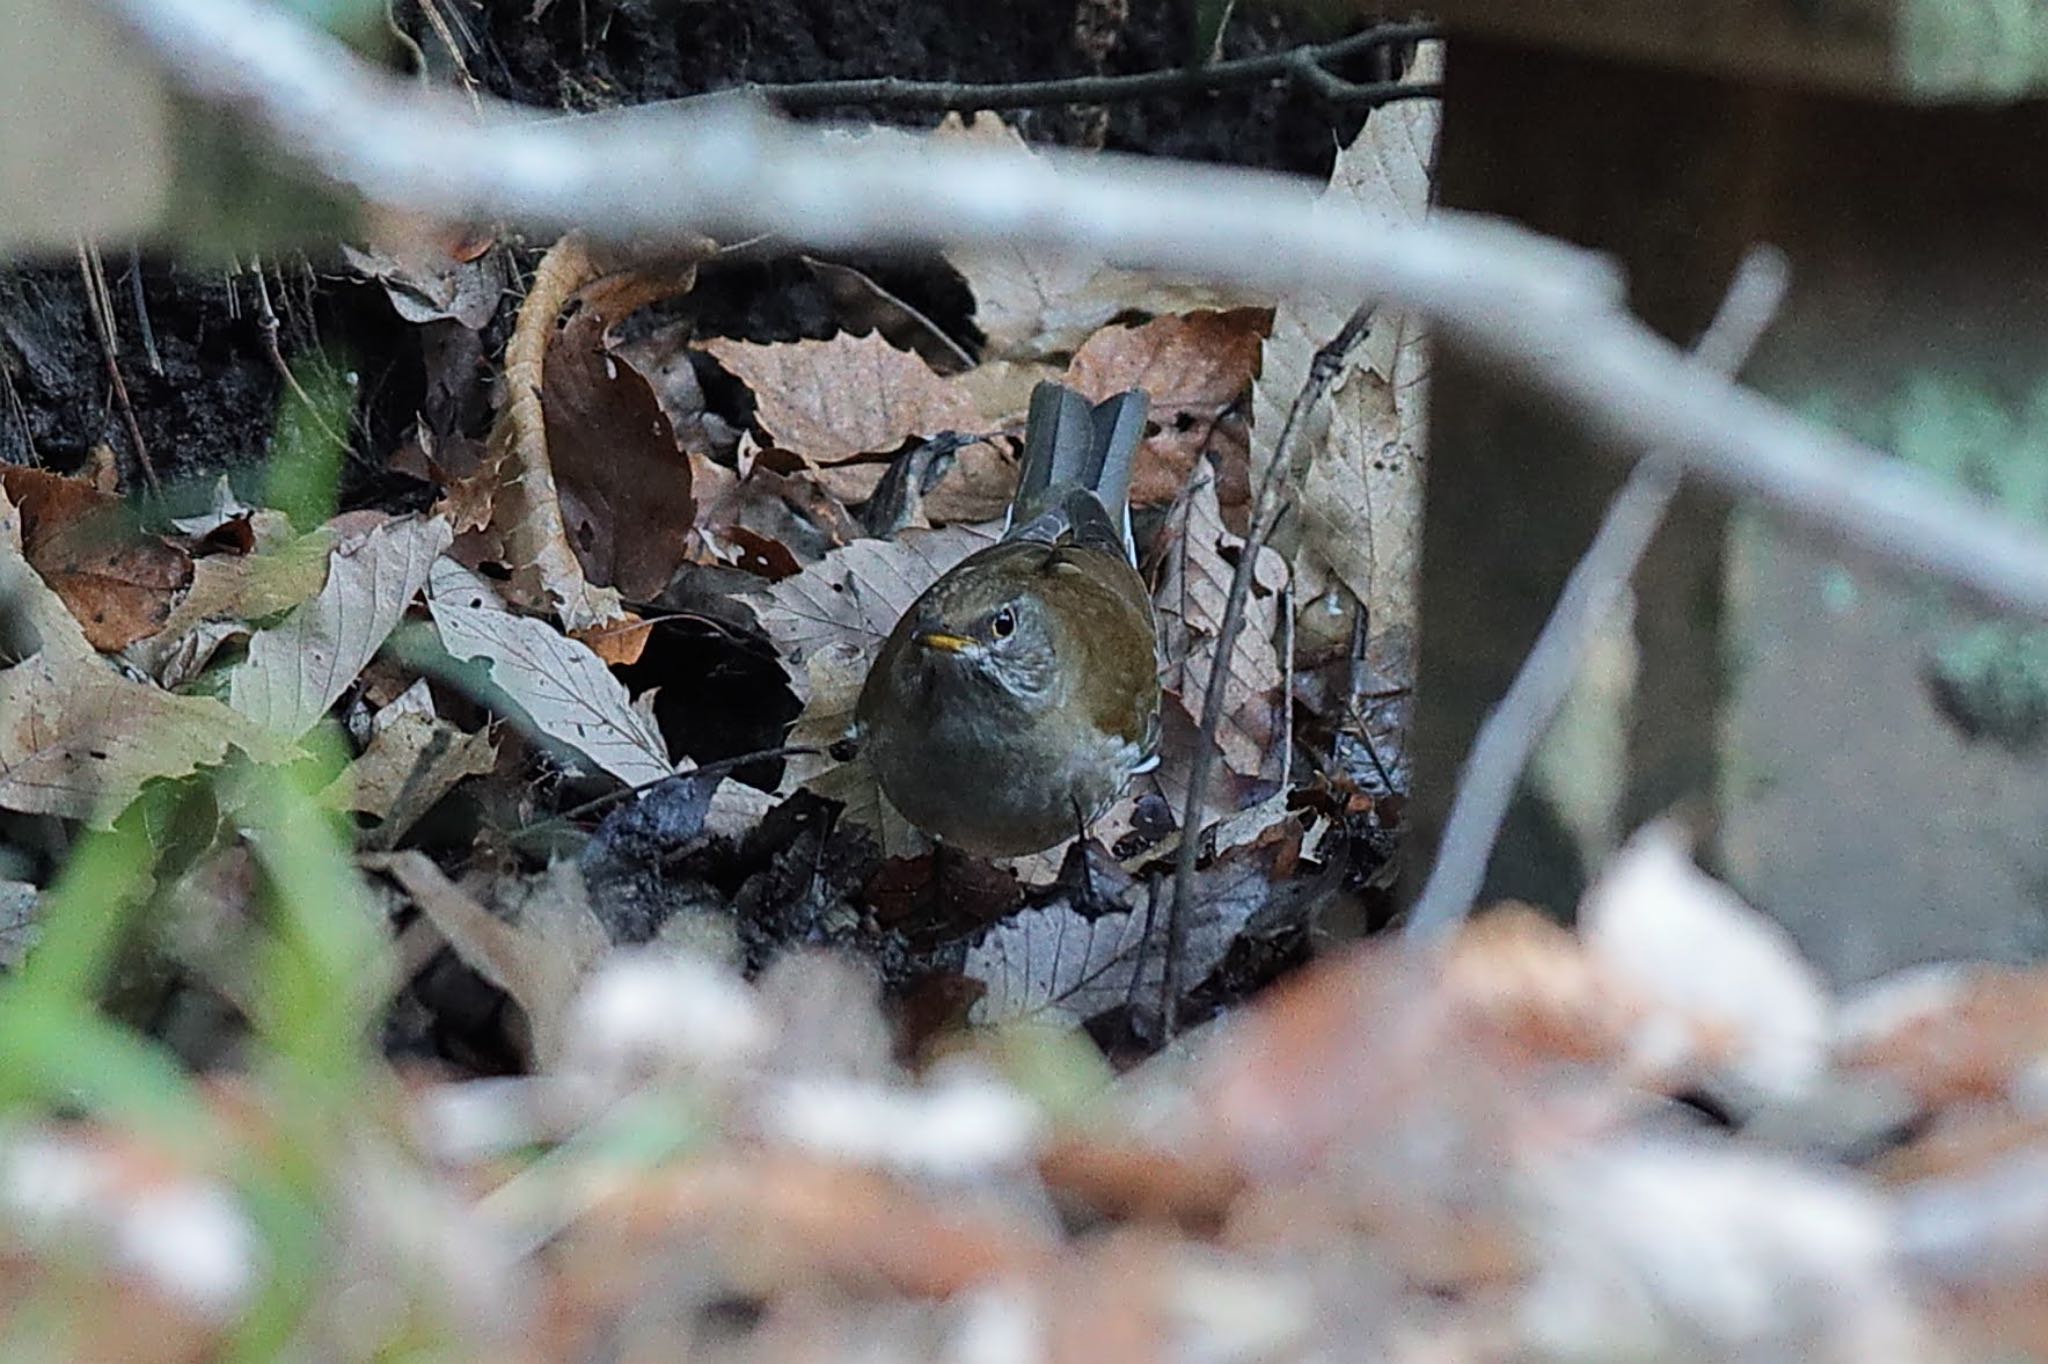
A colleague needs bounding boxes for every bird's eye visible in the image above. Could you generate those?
[991,606,1017,639]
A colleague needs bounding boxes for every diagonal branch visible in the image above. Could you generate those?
[1404,246,1794,945]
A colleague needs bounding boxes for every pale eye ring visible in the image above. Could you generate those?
[991,606,1017,639]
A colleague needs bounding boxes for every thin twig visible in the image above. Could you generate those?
[1163,306,1373,1034]
[100,0,2048,623]
[686,23,1442,114]
[1403,247,1794,946]
[248,253,357,461]
[74,237,159,493]
[125,246,163,375]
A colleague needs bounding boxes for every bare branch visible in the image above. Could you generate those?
[1404,247,1794,945]
[100,0,2048,621]
[685,23,1443,113]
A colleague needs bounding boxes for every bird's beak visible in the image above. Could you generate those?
[916,631,975,655]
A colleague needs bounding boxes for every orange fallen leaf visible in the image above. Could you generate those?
[0,466,191,651]
[571,612,655,667]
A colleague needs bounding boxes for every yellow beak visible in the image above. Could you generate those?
[916,631,975,655]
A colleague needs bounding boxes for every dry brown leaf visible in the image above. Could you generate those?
[0,466,192,651]
[1066,308,1269,512]
[570,613,654,667]
[936,113,1271,360]
[0,651,293,824]
[1153,475,1286,786]
[342,236,511,331]
[227,515,452,740]
[325,681,497,846]
[485,234,708,627]
[543,268,700,600]
[0,478,93,661]
[701,331,980,466]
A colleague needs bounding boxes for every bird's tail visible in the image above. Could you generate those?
[1004,381,1149,561]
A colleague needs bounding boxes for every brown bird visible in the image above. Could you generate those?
[856,381,1161,857]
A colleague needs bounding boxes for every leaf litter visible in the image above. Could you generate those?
[0,70,1689,1364]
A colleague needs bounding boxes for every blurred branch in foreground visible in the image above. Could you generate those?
[93,0,2048,627]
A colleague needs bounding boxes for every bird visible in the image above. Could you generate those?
[855,381,1162,858]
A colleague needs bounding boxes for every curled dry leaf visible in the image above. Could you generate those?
[1066,308,1270,514]
[429,595,673,790]
[935,112,1270,360]
[0,465,192,652]
[0,651,293,825]
[228,515,453,739]
[485,233,709,627]
[1580,821,1832,1110]
[701,331,980,466]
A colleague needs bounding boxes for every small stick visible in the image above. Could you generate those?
[679,23,1442,115]
[1402,246,1793,947]
[74,237,159,493]
[249,253,358,461]
[125,247,163,375]
[1163,305,1373,1034]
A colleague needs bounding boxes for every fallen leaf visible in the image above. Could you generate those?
[124,528,337,689]
[0,479,94,661]
[1254,43,1438,685]
[342,237,511,331]
[1580,821,1831,1109]
[936,114,1270,360]
[571,613,655,668]
[0,651,293,824]
[485,234,703,628]
[0,466,192,651]
[1153,475,1287,785]
[964,856,1268,1026]
[754,523,1001,697]
[428,595,672,789]
[228,515,453,740]
[367,851,607,1068]
[324,681,498,847]
[1066,308,1269,511]
[541,265,701,600]
[1837,963,2048,1109]
[701,331,980,466]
